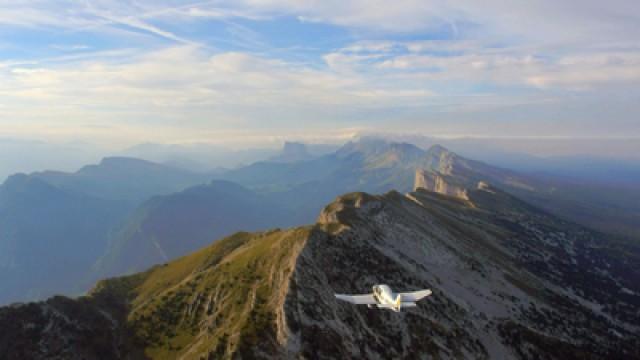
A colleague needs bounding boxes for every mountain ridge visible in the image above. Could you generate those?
[2,185,638,359]
[31,156,211,203]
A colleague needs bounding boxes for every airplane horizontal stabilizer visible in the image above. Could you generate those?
[399,289,432,302]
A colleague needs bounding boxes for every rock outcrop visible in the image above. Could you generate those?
[413,169,469,200]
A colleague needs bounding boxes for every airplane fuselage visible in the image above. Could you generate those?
[371,284,404,312]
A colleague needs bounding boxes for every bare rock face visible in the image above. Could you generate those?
[414,169,469,200]
[287,188,640,359]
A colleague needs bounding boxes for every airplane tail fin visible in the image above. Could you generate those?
[394,294,402,311]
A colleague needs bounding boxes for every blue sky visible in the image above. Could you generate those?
[0,1,639,148]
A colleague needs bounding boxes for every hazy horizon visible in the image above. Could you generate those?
[2,133,640,184]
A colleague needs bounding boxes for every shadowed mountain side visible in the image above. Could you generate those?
[0,156,217,305]
[0,174,128,305]
[2,187,638,359]
[94,181,298,279]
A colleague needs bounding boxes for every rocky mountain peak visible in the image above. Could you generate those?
[336,138,426,170]
[317,192,383,228]
[415,145,525,201]
[423,144,461,175]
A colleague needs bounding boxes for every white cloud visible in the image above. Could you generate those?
[325,39,640,91]
[0,45,441,142]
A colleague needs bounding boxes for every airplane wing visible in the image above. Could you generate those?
[398,289,432,302]
[334,293,376,305]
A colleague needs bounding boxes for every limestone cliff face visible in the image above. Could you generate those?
[413,169,469,200]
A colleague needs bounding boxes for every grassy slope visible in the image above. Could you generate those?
[90,227,311,359]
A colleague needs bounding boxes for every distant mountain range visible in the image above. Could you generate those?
[30,156,212,204]
[1,137,640,308]
[220,138,443,220]
[2,183,638,358]
[121,141,340,172]
[361,134,640,185]
[222,138,640,239]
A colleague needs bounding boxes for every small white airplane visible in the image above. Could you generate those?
[335,284,432,312]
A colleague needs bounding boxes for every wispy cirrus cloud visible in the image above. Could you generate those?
[324,39,640,91]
